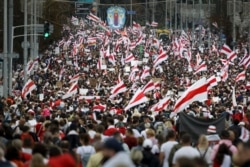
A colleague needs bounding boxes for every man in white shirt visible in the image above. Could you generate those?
[172,133,200,166]
[160,130,178,167]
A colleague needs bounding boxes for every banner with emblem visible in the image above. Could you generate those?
[107,6,126,29]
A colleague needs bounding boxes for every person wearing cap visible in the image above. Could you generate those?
[141,139,160,167]
[206,125,220,148]
[102,138,135,167]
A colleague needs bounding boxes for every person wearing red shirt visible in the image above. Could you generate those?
[35,116,45,141]
[123,128,138,150]
[103,118,118,136]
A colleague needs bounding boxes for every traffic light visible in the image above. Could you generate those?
[44,22,50,38]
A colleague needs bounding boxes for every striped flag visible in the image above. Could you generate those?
[220,44,232,56]
[235,71,246,82]
[62,82,78,99]
[22,79,36,99]
[110,81,127,98]
[124,89,148,111]
[173,77,208,114]
[194,62,207,74]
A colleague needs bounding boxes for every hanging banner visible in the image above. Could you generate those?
[107,6,126,29]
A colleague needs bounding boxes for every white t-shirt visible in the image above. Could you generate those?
[76,145,95,158]
[172,146,200,165]
[88,130,96,139]
[160,141,178,167]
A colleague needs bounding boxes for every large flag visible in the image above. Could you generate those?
[125,54,135,63]
[62,82,78,99]
[153,51,168,67]
[110,81,127,98]
[22,79,36,98]
[235,71,246,82]
[124,89,148,111]
[173,77,208,113]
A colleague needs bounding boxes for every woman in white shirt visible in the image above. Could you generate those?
[76,133,95,167]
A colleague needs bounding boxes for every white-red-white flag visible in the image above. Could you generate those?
[151,21,158,27]
[221,70,229,82]
[124,89,148,111]
[173,77,208,113]
[235,71,246,82]
[62,82,78,99]
[142,80,155,93]
[140,67,151,81]
[207,75,218,90]
[153,51,168,67]
[125,53,135,63]
[220,44,232,56]
[194,62,207,74]
[110,81,127,98]
[78,96,101,102]
[87,13,100,22]
[151,96,171,112]
[69,74,80,83]
[22,79,36,98]
[196,52,202,67]
[227,51,237,62]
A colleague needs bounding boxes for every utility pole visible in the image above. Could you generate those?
[165,0,168,29]
[34,0,38,58]
[145,0,148,24]
[233,0,236,50]
[24,0,28,83]
[192,0,194,38]
[170,0,172,29]
[208,0,211,53]
[180,0,182,30]
[175,0,177,30]
[199,0,202,45]
[8,0,13,95]
[30,0,34,59]
[152,0,155,22]
[3,0,8,97]
[130,0,132,27]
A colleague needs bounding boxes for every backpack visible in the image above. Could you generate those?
[168,144,181,167]
[197,147,208,160]
[155,123,164,136]
[80,147,93,167]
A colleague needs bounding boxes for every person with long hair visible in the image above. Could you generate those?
[213,144,231,167]
[197,135,212,166]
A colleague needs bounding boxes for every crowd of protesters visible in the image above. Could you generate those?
[0,13,250,167]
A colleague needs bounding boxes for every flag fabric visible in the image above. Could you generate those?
[87,13,100,22]
[78,96,101,102]
[153,51,168,67]
[173,77,208,114]
[97,56,103,70]
[22,79,36,98]
[221,70,229,82]
[71,16,79,26]
[212,22,218,28]
[220,44,232,56]
[110,81,127,98]
[125,54,135,63]
[124,89,148,111]
[232,86,237,107]
[227,51,237,62]
[194,62,207,74]
[59,66,64,81]
[142,80,155,93]
[62,82,78,99]
[235,71,246,82]
[151,21,158,27]
[69,74,80,83]
[239,54,250,66]
[140,67,151,81]
[151,96,171,112]
[207,75,218,90]
[93,103,106,112]
[196,52,202,66]
[26,58,39,75]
